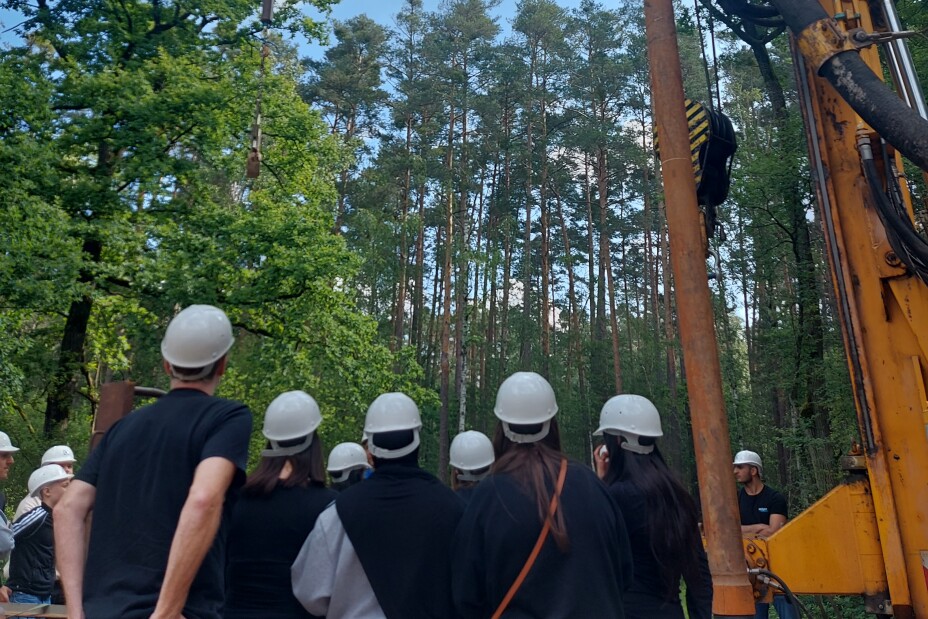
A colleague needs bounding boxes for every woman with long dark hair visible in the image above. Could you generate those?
[224,390,336,619]
[594,394,712,619]
[452,372,632,618]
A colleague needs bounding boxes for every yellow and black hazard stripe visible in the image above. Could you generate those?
[654,99,709,184]
[686,98,710,186]
[653,98,736,210]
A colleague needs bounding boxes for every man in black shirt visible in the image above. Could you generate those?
[734,449,798,619]
[734,449,787,537]
[55,305,252,619]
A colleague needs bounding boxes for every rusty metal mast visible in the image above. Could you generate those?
[643,0,756,615]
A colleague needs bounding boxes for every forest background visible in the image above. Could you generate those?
[0,0,926,536]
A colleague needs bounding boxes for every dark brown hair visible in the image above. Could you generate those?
[603,434,704,599]
[491,419,569,552]
[243,435,327,496]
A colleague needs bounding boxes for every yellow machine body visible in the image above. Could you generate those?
[744,0,928,615]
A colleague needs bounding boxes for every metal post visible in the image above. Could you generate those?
[92,381,136,451]
[643,0,756,615]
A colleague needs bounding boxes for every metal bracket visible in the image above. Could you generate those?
[847,27,919,48]
[797,18,859,74]
[796,18,916,75]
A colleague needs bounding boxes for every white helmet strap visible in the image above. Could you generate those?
[368,430,420,459]
[618,434,655,455]
[456,469,490,483]
[262,433,313,457]
[168,361,216,382]
[330,469,351,483]
[503,420,550,444]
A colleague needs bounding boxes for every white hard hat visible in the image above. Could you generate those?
[28,464,73,497]
[450,431,495,481]
[364,393,421,459]
[327,442,371,482]
[41,445,75,465]
[733,450,763,474]
[494,372,558,443]
[161,305,234,375]
[594,394,663,454]
[0,432,19,453]
[262,391,322,457]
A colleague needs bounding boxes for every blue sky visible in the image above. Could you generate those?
[302,0,584,59]
[2,1,586,55]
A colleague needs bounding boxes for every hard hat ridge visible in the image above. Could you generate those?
[733,450,763,475]
[327,442,371,481]
[161,304,234,380]
[262,390,322,457]
[450,431,495,481]
[493,372,558,444]
[594,394,663,454]
[0,431,20,453]
[28,464,73,497]
[41,445,75,465]
[364,393,422,459]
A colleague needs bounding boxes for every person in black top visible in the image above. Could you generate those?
[734,450,788,536]
[292,392,465,619]
[448,430,494,503]
[593,394,712,619]
[733,449,797,619]
[55,304,253,619]
[452,372,632,619]
[225,390,336,618]
[7,465,73,607]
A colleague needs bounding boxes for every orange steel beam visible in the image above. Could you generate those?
[643,0,755,615]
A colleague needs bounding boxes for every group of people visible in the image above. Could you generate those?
[0,436,76,608]
[0,304,797,619]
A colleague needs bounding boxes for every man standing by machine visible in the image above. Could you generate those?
[55,304,253,619]
[734,449,798,618]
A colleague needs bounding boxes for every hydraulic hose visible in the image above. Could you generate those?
[767,0,928,172]
[748,568,813,618]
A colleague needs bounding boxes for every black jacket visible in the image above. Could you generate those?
[8,504,56,597]
[453,461,633,618]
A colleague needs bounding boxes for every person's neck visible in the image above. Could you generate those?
[744,478,765,496]
[169,378,218,395]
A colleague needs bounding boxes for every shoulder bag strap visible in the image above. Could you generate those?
[491,457,568,619]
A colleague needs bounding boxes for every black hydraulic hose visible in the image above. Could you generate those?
[767,0,928,172]
[748,568,814,618]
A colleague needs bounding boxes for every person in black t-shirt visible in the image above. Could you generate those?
[733,450,788,537]
[733,449,798,619]
[224,390,336,618]
[54,305,252,619]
